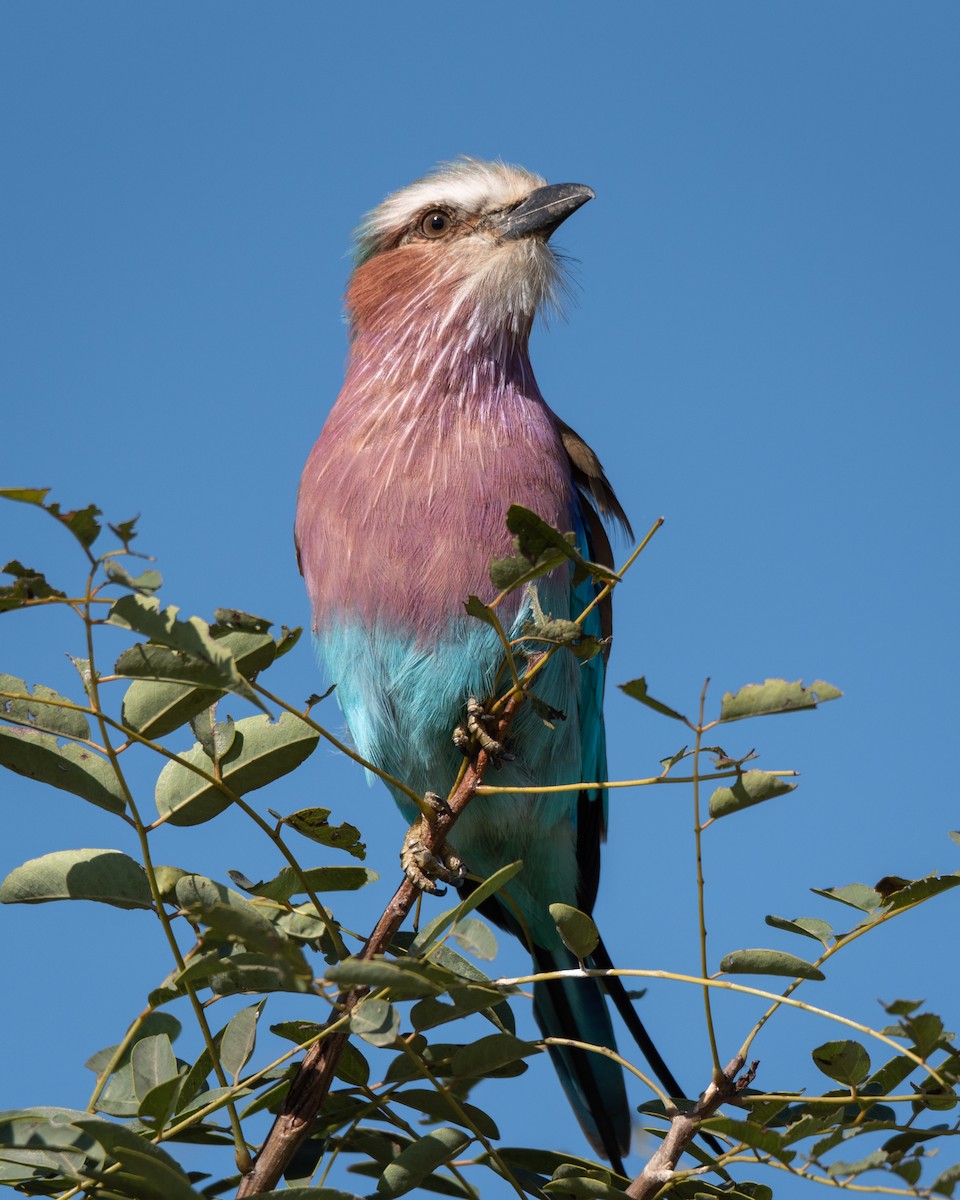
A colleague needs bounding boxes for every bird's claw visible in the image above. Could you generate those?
[453,697,510,763]
[401,823,465,894]
[421,790,453,820]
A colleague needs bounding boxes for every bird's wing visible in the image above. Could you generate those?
[557,418,634,542]
[563,421,630,914]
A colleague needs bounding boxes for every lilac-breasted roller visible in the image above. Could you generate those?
[295,159,682,1171]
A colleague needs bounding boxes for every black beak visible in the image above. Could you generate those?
[497,182,595,241]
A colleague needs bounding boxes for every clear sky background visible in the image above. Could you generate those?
[2,5,958,1198]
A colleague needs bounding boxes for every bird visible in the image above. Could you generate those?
[295,158,681,1173]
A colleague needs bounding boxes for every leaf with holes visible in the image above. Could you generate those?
[0,726,127,814]
[155,713,318,825]
[719,678,842,722]
[709,770,797,818]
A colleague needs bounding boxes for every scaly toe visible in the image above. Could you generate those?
[401,825,464,893]
[464,697,508,761]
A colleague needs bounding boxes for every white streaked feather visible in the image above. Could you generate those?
[356,157,545,259]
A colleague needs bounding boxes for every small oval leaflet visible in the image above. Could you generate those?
[719,948,825,981]
[812,1039,872,1086]
[549,902,599,960]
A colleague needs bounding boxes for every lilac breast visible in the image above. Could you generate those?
[295,345,574,640]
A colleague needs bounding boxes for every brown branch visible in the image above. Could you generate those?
[236,693,523,1197]
[625,1053,756,1200]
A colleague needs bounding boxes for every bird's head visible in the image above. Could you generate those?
[345,158,594,353]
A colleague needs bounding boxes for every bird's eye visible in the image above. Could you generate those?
[419,209,453,238]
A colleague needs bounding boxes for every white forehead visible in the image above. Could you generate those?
[355,158,546,260]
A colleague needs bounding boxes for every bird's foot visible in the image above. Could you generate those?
[401,815,465,894]
[453,697,510,763]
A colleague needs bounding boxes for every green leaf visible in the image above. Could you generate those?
[190,707,236,762]
[229,865,377,902]
[619,677,686,721]
[326,957,445,1000]
[0,674,91,740]
[719,949,825,981]
[103,561,163,595]
[826,1149,889,1179]
[408,862,524,957]
[811,883,883,912]
[932,1162,960,1196]
[121,627,279,738]
[893,1161,923,1186]
[494,1147,613,1178]
[865,1053,917,1095]
[464,595,498,627]
[448,916,497,962]
[882,997,924,1016]
[0,486,51,506]
[523,617,580,644]
[719,678,843,722]
[108,516,140,546]
[488,532,571,592]
[172,1042,212,1117]
[208,950,313,997]
[269,1018,323,1046]
[812,1040,872,1086]
[0,726,126,813]
[92,1061,139,1117]
[2,491,104,549]
[110,594,268,712]
[764,915,834,943]
[352,997,400,1047]
[378,1126,471,1198]
[86,1013,182,1078]
[542,1176,636,1197]
[898,1010,948,1057]
[172,1085,242,1124]
[709,770,797,818]
[48,501,102,548]
[155,712,319,825]
[220,1001,264,1080]
[505,505,619,584]
[549,903,599,960]
[659,745,689,770]
[153,864,191,899]
[131,1033,179,1099]
[0,848,153,910]
[0,1111,101,1185]
[392,1088,499,1140]
[0,559,66,612]
[136,1075,182,1128]
[450,1033,540,1078]
[272,902,335,944]
[280,807,367,859]
[171,875,312,994]
[174,875,281,948]
[878,871,960,911]
[411,985,510,1033]
[72,1118,202,1199]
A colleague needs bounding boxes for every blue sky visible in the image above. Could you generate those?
[2,4,958,1196]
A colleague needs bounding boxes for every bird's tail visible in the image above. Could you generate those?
[531,942,630,1174]
[590,937,724,1160]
